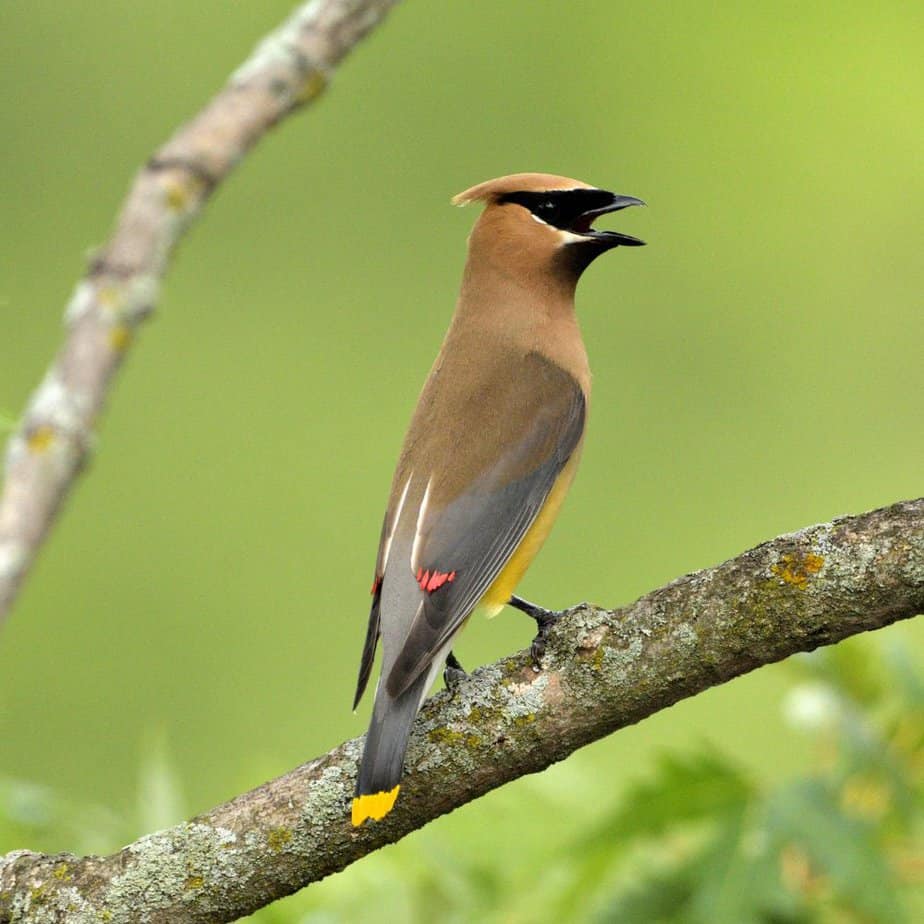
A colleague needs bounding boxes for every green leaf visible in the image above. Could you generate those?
[881,640,924,709]
[687,815,810,924]
[595,822,810,924]
[595,865,697,924]
[585,749,754,848]
[766,779,907,923]
[558,750,755,921]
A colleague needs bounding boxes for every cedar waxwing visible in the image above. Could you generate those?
[352,173,644,826]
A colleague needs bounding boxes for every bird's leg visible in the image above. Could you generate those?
[443,650,468,692]
[508,594,566,664]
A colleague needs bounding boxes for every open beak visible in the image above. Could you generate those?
[573,193,646,247]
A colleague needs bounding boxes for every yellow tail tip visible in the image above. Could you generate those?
[351,785,400,826]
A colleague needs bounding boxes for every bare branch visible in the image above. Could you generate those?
[2,499,921,923]
[0,0,402,623]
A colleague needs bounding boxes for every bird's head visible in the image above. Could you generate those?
[453,173,645,285]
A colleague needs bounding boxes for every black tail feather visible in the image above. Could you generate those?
[353,584,382,710]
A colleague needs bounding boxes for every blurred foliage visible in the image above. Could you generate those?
[1,1,922,920]
[2,637,920,922]
[583,638,923,924]
[0,728,184,858]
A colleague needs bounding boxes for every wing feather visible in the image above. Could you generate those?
[385,365,585,698]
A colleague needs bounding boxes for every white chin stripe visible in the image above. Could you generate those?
[529,212,588,245]
[555,229,588,245]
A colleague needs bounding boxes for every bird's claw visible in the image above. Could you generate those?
[528,607,563,667]
[443,651,468,693]
[508,595,568,669]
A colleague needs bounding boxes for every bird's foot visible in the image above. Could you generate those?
[508,595,568,667]
[443,650,468,693]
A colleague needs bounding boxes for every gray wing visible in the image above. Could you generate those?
[384,363,585,698]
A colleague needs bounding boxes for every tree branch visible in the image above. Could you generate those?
[2,499,921,923]
[0,0,402,624]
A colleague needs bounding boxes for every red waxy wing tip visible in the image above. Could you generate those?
[417,567,457,594]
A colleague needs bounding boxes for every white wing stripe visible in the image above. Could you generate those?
[410,476,432,572]
[381,473,412,572]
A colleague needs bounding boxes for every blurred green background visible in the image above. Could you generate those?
[1,2,921,921]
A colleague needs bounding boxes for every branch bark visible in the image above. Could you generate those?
[2,499,921,923]
[0,0,402,623]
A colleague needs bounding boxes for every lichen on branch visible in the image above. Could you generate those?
[2,499,921,923]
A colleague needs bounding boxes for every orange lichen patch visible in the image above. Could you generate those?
[266,827,293,853]
[108,324,133,352]
[771,552,824,589]
[26,425,56,454]
[164,180,190,212]
[296,71,328,104]
[170,172,210,208]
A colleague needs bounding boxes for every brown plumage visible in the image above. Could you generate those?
[352,173,644,825]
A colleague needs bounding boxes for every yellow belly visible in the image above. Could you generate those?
[478,451,582,616]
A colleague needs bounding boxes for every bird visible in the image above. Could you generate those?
[351,173,645,826]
